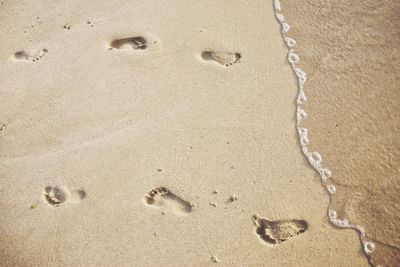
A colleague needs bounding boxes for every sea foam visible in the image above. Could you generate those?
[272,0,376,260]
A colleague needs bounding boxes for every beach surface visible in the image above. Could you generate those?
[0,0,385,266]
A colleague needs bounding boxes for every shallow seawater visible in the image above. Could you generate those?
[275,0,400,266]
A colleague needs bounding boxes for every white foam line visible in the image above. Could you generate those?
[272,0,376,260]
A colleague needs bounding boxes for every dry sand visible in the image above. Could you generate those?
[279,0,400,266]
[0,0,383,266]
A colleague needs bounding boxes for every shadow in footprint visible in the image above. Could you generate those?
[144,187,192,215]
[201,50,241,67]
[13,48,48,62]
[43,186,69,207]
[110,36,147,50]
[69,189,86,203]
[43,185,85,207]
[252,214,308,245]
[14,51,30,60]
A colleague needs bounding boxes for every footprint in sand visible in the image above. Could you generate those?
[13,48,48,62]
[144,187,193,215]
[110,36,147,50]
[252,215,308,245]
[201,50,241,66]
[42,185,86,207]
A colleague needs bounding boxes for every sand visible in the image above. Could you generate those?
[0,0,386,266]
[279,0,400,266]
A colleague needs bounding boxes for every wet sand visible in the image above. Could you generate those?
[279,0,400,266]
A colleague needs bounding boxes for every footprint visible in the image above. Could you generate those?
[201,50,241,66]
[144,187,193,215]
[252,215,308,245]
[42,185,85,207]
[13,48,48,62]
[110,36,147,50]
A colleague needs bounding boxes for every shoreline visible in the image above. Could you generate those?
[279,0,400,266]
[273,0,374,263]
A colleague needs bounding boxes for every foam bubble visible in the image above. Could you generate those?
[329,210,337,219]
[311,152,322,163]
[298,127,307,135]
[276,13,285,23]
[285,37,296,47]
[274,0,281,11]
[334,218,350,228]
[309,153,322,168]
[288,50,299,64]
[329,213,351,228]
[294,67,306,79]
[356,225,366,236]
[294,67,307,89]
[320,168,332,180]
[327,185,336,194]
[363,241,376,254]
[298,127,309,146]
[297,90,307,105]
[282,23,290,33]
[300,137,309,146]
[296,107,307,123]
